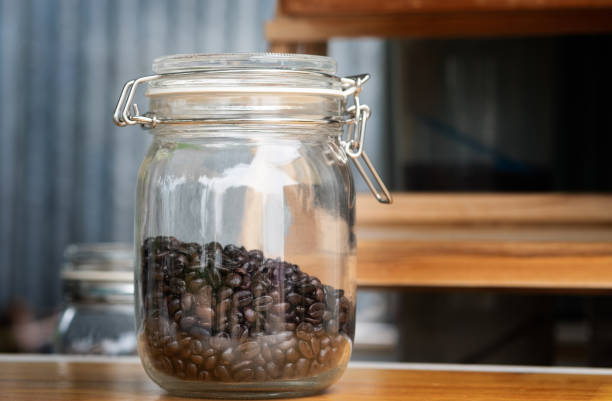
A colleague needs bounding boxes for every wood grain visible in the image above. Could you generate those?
[352,193,612,291]
[279,0,612,15]
[266,10,612,40]
[269,41,328,55]
[356,239,612,291]
[356,193,612,226]
[2,359,612,401]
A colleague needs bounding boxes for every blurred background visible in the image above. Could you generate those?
[1,0,611,365]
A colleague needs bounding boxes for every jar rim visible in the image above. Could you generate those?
[152,53,337,75]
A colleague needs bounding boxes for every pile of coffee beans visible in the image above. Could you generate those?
[140,236,353,382]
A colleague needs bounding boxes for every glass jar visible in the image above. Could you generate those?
[55,243,137,355]
[113,53,391,398]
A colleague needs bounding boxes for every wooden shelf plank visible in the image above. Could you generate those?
[356,193,612,226]
[354,193,612,291]
[280,0,612,15]
[356,239,612,291]
[266,9,612,40]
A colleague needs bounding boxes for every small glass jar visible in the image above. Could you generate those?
[114,53,390,398]
[55,243,137,355]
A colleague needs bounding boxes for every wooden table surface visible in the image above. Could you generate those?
[2,356,612,401]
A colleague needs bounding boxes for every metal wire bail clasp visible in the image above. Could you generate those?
[341,74,392,204]
[113,75,160,128]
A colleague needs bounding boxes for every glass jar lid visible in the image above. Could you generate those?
[62,243,133,303]
[152,53,337,75]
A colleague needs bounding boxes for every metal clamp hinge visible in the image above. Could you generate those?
[113,75,160,128]
[340,74,392,204]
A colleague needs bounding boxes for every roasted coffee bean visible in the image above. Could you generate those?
[160,356,173,373]
[186,362,198,378]
[164,341,179,356]
[271,302,290,314]
[261,343,272,361]
[195,305,214,325]
[233,290,253,307]
[225,273,242,288]
[253,295,273,312]
[173,358,185,374]
[298,340,314,359]
[234,368,254,382]
[252,283,265,298]
[299,283,316,295]
[169,278,186,295]
[282,362,295,379]
[272,347,285,364]
[318,347,331,364]
[167,298,181,315]
[274,331,293,343]
[295,358,310,377]
[308,302,325,319]
[179,337,192,358]
[326,319,339,334]
[203,268,222,288]
[231,360,253,372]
[230,324,247,340]
[244,308,256,323]
[265,361,280,378]
[253,353,266,367]
[279,338,297,351]
[286,293,303,305]
[189,278,204,293]
[286,347,300,363]
[190,326,211,339]
[217,298,231,315]
[173,310,183,323]
[181,293,194,311]
[248,249,264,262]
[196,285,212,305]
[310,337,320,355]
[218,286,233,300]
[255,366,267,381]
[309,360,323,375]
[204,355,217,370]
[296,322,314,341]
[214,365,231,381]
[141,236,354,383]
[180,316,197,331]
[238,341,260,360]
[210,333,231,350]
[221,347,235,365]
[332,334,345,347]
[330,347,340,365]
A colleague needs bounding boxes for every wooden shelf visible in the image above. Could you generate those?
[357,193,612,226]
[267,0,612,48]
[3,357,612,401]
[354,193,612,292]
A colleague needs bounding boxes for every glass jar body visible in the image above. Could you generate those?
[55,243,136,355]
[56,303,136,355]
[135,125,356,398]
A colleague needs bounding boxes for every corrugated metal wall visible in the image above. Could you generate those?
[0,0,388,313]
